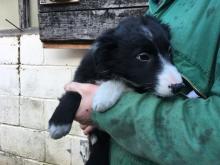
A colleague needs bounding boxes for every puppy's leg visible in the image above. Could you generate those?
[86,130,110,165]
[93,80,127,112]
[49,91,81,139]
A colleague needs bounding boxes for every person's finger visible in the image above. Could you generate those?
[64,82,80,91]
[83,125,95,135]
[64,82,98,96]
[80,124,88,130]
[64,82,87,96]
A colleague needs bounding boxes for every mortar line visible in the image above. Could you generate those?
[0,150,57,165]
[1,122,86,138]
[43,101,47,162]
[17,35,21,126]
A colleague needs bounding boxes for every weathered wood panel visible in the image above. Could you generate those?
[38,0,148,42]
[39,7,147,42]
[39,0,147,12]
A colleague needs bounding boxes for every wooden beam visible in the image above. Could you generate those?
[19,0,30,29]
[39,7,147,41]
[43,42,92,49]
[39,0,148,12]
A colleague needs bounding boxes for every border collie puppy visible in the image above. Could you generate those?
[48,16,184,165]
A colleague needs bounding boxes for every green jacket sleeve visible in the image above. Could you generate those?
[92,49,220,165]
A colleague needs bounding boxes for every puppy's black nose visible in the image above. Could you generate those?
[169,83,185,94]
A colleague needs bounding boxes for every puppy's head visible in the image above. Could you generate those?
[92,16,184,97]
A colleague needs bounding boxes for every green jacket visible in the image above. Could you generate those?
[92,0,220,165]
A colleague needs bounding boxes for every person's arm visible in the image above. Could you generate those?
[91,48,220,165]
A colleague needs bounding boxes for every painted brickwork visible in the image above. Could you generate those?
[0,35,87,165]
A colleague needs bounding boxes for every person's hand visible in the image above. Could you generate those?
[80,124,96,135]
[64,82,98,134]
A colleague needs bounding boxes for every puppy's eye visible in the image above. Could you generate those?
[136,53,151,62]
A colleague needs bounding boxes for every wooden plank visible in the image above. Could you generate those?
[19,0,30,29]
[39,0,148,12]
[0,27,39,37]
[39,7,147,41]
[43,42,92,49]
[39,0,80,5]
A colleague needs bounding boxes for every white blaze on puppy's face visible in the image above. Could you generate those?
[155,54,183,97]
[141,26,153,40]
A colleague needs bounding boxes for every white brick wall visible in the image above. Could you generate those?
[44,99,59,130]
[20,35,44,65]
[20,66,74,98]
[0,151,53,165]
[0,96,19,125]
[0,35,87,165]
[71,137,86,165]
[45,133,71,165]
[20,97,44,130]
[0,65,19,96]
[0,125,45,161]
[0,37,18,65]
[0,151,23,165]
[44,48,86,66]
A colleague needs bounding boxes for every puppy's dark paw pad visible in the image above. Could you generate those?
[48,123,71,139]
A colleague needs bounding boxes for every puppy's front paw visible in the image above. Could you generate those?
[93,96,114,112]
[48,91,82,139]
[49,123,71,139]
[92,80,126,112]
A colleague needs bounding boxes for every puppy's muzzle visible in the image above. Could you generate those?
[169,83,185,94]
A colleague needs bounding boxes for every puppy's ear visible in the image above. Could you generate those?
[161,23,171,40]
[91,29,117,74]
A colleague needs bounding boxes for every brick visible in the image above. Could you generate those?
[0,37,18,64]
[0,151,23,165]
[23,159,43,165]
[0,65,19,96]
[69,122,85,137]
[0,151,54,165]
[23,159,51,165]
[45,133,71,165]
[0,125,1,150]
[44,48,86,66]
[71,137,86,165]
[0,125,45,161]
[20,97,44,130]
[20,66,73,98]
[20,35,44,65]
[43,99,59,130]
[0,95,19,125]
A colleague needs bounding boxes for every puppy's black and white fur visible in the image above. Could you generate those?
[49,16,184,165]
